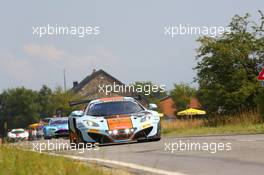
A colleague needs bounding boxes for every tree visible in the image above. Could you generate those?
[195,12,264,115]
[51,86,75,117]
[0,87,40,129]
[254,87,264,120]
[37,85,54,118]
[0,85,78,132]
[170,83,196,112]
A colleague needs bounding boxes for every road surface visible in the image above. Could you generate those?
[25,134,264,175]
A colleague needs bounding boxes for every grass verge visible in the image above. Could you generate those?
[0,145,131,175]
[162,122,264,136]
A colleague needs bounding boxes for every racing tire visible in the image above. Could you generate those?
[147,137,161,142]
[44,136,51,140]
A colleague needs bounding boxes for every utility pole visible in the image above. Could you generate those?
[63,69,67,92]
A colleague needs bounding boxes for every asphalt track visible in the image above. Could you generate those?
[28,134,264,175]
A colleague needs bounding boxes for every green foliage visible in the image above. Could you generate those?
[195,12,264,115]
[51,87,75,117]
[0,146,114,175]
[0,87,40,129]
[170,83,197,111]
[255,87,264,119]
[0,85,76,132]
[38,85,54,118]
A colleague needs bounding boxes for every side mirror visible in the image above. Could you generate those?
[149,103,158,110]
[70,110,84,117]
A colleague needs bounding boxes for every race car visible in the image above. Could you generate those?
[68,96,161,145]
[7,128,29,142]
[43,117,69,139]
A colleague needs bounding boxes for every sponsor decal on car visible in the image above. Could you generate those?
[107,116,133,130]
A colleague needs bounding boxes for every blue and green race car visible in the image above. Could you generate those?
[43,117,69,139]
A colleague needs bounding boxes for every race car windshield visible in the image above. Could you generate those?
[11,130,24,134]
[50,120,68,125]
[87,101,144,116]
[41,118,51,124]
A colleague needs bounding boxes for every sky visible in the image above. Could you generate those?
[0,1,263,92]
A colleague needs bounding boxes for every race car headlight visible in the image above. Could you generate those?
[140,115,151,123]
[48,128,57,132]
[86,120,99,127]
[107,128,135,135]
[113,130,118,135]
[107,130,118,135]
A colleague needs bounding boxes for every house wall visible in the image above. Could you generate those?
[189,97,201,109]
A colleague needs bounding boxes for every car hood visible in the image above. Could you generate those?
[49,124,68,130]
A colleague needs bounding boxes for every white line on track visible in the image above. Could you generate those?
[238,140,256,142]
[47,152,187,175]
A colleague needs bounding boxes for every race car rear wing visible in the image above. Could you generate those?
[69,95,146,107]
[69,99,92,107]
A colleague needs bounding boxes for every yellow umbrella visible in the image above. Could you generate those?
[177,108,206,116]
[158,113,164,117]
[29,123,40,129]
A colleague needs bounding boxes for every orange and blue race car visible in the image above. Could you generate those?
[68,96,161,145]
